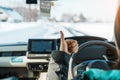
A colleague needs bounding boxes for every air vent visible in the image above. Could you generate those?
[0,51,26,57]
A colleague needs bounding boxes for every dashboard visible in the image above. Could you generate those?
[0,36,117,79]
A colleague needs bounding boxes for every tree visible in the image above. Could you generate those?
[79,13,87,22]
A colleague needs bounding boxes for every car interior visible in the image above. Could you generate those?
[0,0,119,80]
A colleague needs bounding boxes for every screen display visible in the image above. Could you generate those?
[31,41,52,53]
[28,39,56,54]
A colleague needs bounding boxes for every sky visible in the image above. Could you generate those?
[51,0,118,22]
[0,0,118,22]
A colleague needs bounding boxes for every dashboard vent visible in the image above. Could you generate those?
[0,51,26,57]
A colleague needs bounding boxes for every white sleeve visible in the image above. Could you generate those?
[47,57,60,80]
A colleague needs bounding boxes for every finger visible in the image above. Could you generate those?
[68,43,78,49]
[68,43,78,52]
[72,46,78,53]
[60,31,65,43]
[66,40,78,48]
[71,45,79,53]
[67,41,78,53]
[60,31,66,52]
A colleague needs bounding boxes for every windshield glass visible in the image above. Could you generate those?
[0,0,118,44]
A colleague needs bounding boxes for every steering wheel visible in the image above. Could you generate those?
[74,40,117,63]
[68,40,117,80]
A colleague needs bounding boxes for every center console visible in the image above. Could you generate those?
[27,39,57,72]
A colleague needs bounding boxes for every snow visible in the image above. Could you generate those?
[0,21,115,44]
[0,6,23,22]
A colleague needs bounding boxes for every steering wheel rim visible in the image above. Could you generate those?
[74,40,117,63]
[68,40,117,80]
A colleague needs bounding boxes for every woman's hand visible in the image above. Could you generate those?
[60,31,78,55]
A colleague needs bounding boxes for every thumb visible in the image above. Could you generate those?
[60,31,65,43]
[60,31,69,54]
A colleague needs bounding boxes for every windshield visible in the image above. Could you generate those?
[0,0,118,44]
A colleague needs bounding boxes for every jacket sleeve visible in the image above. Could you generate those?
[47,50,71,80]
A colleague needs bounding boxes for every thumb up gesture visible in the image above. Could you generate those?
[60,31,78,55]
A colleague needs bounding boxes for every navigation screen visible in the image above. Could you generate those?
[31,41,52,52]
[28,39,56,54]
